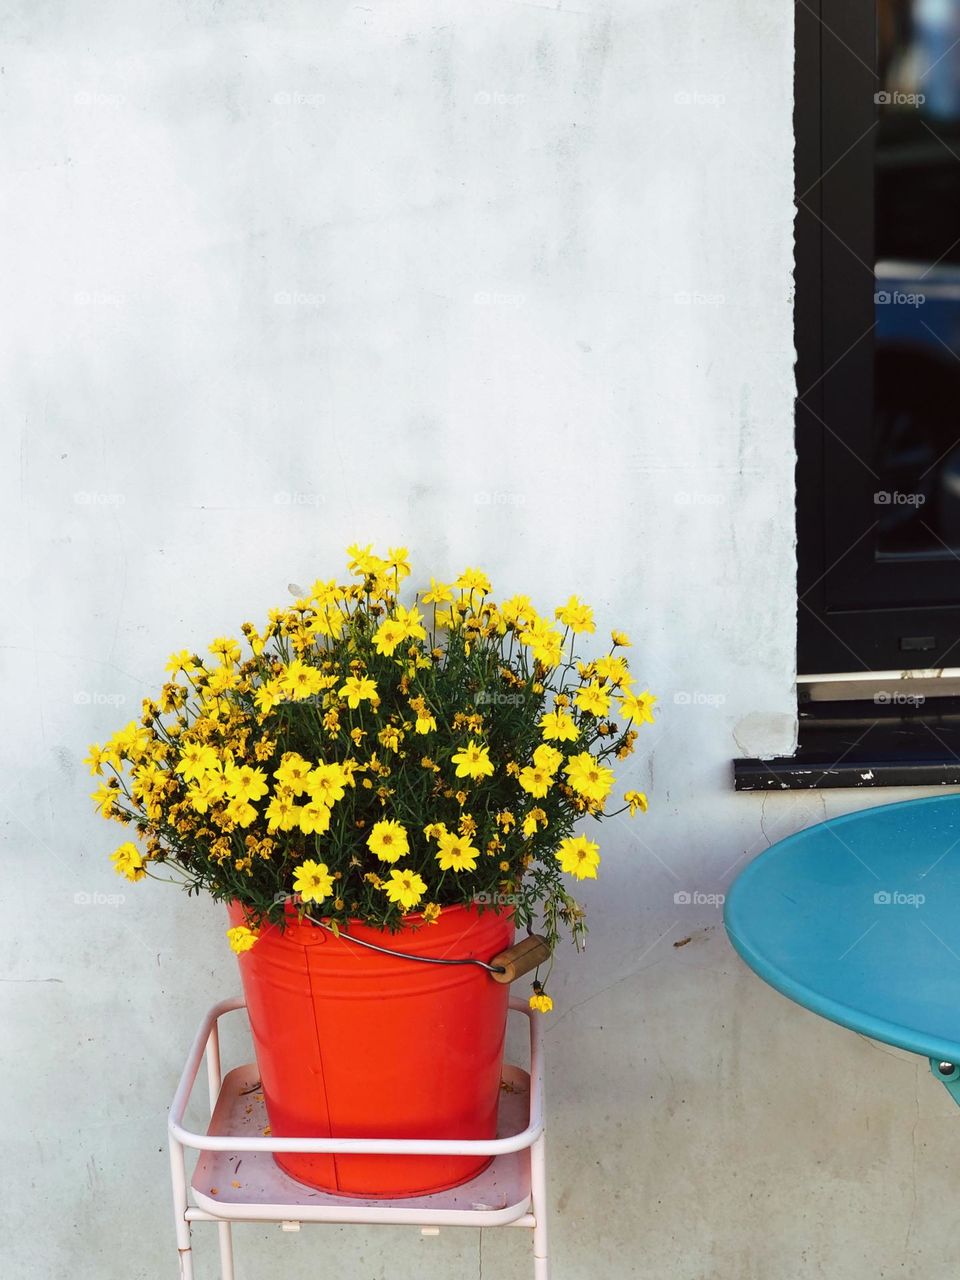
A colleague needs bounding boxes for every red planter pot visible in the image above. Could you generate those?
[226,900,515,1198]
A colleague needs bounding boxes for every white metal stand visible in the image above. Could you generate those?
[168,997,549,1279]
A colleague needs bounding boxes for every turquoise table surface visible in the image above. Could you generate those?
[725,793,960,1069]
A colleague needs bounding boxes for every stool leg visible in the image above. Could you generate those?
[217,1221,235,1280]
[168,1140,194,1280]
[531,1132,549,1280]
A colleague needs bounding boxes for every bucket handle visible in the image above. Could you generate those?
[302,913,551,984]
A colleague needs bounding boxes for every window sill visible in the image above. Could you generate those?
[733,698,960,791]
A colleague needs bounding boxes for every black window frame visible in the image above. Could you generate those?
[797,0,960,675]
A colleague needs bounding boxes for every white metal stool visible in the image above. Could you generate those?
[168,997,549,1278]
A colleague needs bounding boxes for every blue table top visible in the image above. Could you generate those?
[725,794,960,1063]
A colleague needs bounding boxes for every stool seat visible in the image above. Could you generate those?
[167,998,550,1279]
[191,1062,534,1226]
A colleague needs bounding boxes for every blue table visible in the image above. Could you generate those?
[725,793,960,1098]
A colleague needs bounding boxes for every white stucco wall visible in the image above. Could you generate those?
[7,3,955,1278]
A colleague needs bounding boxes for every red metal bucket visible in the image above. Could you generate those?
[227,900,514,1198]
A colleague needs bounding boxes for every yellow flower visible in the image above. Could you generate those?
[519,619,564,667]
[538,709,579,742]
[293,859,334,903]
[496,810,516,832]
[521,807,548,837]
[274,753,312,795]
[594,655,632,688]
[424,822,449,841]
[367,819,409,863]
[624,789,648,816]
[224,763,269,803]
[556,834,601,880]
[110,841,146,881]
[518,764,553,799]
[299,800,332,835]
[529,991,553,1014]
[165,649,195,675]
[84,743,117,776]
[265,792,301,832]
[455,567,492,596]
[206,665,239,695]
[450,739,494,781]
[339,675,378,708]
[421,578,454,604]
[241,623,266,655]
[395,603,427,642]
[574,683,611,718]
[620,689,658,725]
[226,925,258,953]
[346,542,385,577]
[91,783,117,817]
[225,797,258,828]
[435,831,480,872]
[532,743,563,774]
[310,577,341,607]
[372,617,407,657]
[187,774,226,813]
[383,868,427,910]
[306,762,348,806]
[109,720,153,761]
[555,595,595,634]
[422,902,442,924]
[210,636,242,665]
[415,712,437,735]
[499,594,533,627]
[387,546,411,581]
[564,752,615,805]
[611,629,631,648]
[176,742,219,782]
[278,659,324,700]
[254,681,283,716]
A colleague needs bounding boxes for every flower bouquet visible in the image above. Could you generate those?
[88,544,654,1194]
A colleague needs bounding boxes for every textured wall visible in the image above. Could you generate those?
[9,4,938,1280]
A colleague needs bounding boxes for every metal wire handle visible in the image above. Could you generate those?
[302,912,508,974]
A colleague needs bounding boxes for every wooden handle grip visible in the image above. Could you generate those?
[489,934,552,984]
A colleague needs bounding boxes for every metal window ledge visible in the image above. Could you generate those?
[734,698,960,791]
